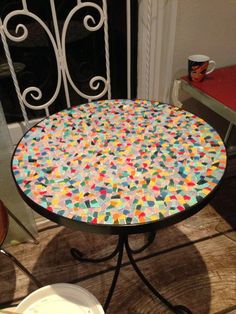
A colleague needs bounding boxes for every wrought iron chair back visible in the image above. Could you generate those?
[0,0,133,132]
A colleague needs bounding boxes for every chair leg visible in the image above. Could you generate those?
[0,248,42,288]
[224,122,233,144]
[7,210,39,245]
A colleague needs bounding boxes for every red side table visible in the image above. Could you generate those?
[172,65,236,143]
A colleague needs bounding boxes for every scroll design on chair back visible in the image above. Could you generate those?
[0,0,111,124]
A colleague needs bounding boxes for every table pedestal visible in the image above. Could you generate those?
[71,233,192,314]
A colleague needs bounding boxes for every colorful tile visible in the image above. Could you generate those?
[12,99,227,226]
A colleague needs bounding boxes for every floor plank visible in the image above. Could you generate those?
[1,201,236,313]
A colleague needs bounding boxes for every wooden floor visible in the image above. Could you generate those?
[0,160,235,314]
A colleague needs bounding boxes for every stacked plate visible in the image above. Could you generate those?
[16,283,104,314]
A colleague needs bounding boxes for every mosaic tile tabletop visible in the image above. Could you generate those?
[12,99,226,226]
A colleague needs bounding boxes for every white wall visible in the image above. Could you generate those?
[172,0,236,80]
[172,0,236,142]
[138,0,236,102]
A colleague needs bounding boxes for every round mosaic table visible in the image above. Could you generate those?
[12,99,227,313]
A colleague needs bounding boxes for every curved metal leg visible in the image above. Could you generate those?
[71,236,120,263]
[0,249,42,288]
[71,233,192,313]
[103,234,125,312]
[125,238,192,314]
[129,231,156,254]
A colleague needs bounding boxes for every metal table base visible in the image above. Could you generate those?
[71,233,192,314]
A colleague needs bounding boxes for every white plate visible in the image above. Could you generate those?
[16,283,104,314]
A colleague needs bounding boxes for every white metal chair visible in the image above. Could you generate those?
[0,1,134,140]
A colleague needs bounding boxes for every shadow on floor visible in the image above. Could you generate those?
[25,225,211,313]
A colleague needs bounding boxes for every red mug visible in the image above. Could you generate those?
[188,55,216,82]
